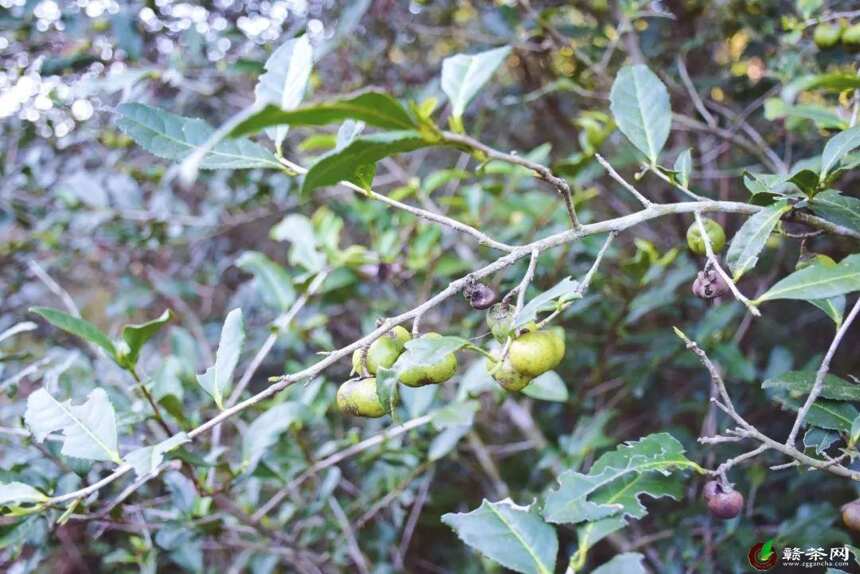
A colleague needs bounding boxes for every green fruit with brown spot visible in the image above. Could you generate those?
[397,332,458,387]
[352,326,411,375]
[814,23,842,48]
[843,23,860,47]
[486,356,533,392]
[336,377,387,418]
[509,330,564,378]
[686,218,726,255]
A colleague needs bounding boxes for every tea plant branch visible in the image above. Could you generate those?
[676,56,717,128]
[535,231,616,329]
[594,153,653,207]
[250,413,434,523]
[693,212,761,317]
[227,269,330,406]
[440,131,581,229]
[786,297,860,446]
[329,497,371,574]
[36,198,859,511]
[678,331,860,481]
[277,157,515,252]
[647,162,706,201]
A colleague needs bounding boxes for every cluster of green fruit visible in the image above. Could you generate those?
[336,303,566,418]
[813,20,860,49]
[336,326,457,418]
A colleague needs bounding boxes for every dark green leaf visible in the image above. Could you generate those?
[120,310,172,367]
[756,254,860,303]
[821,125,860,181]
[230,90,417,138]
[30,307,117,359]
[811,190,860,233]
[763,370,860,402]
[302,130,433,194]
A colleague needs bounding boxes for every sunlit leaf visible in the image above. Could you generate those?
[441,46,511,120]
[25,388,121,463]
[125,433,190,478]
[254,34,313,153]
[196,309,245,409]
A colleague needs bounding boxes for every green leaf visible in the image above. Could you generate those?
[124,432,190,478]
[432,400,480,429]
[811,190,860,233]
[116,103,281,170]
[592,553,646,574]
[25,388,121,463]
[783,72,860,102]
[269,214,327,272]
[514,276,580,328]
[235,252,296,312]
[0,483,48,507]
[30,307,117,359]
[725,201,790,280]
[442,498,557,574]
[809,296,845,326]
[673,149,692,188]
[120,310,172,367]
[756,254,860,303]
[851,415,860,445]
[441,46,511,120]
[254,34,313,153]
[770,395,857,433]
[821,125,860,181]
[522,371,568,402]
[241,402,302,475]
[788,168,820,196]
[429,425,470,461]
[609,65,671,164]
[302,130,433,194]
[375,367,400,419]
[396,335,468,371]
[804,427,839,455]
[543,433,698,525]
[196,309,245,409]
[763,371,860,402]
[230,90,417,138]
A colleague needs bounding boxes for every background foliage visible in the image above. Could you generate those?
[3,0,860,573]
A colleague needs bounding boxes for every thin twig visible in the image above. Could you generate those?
[786,298,860,446]
[329,497,370,574]
[441,131,581,229]
[594,154,653,207]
